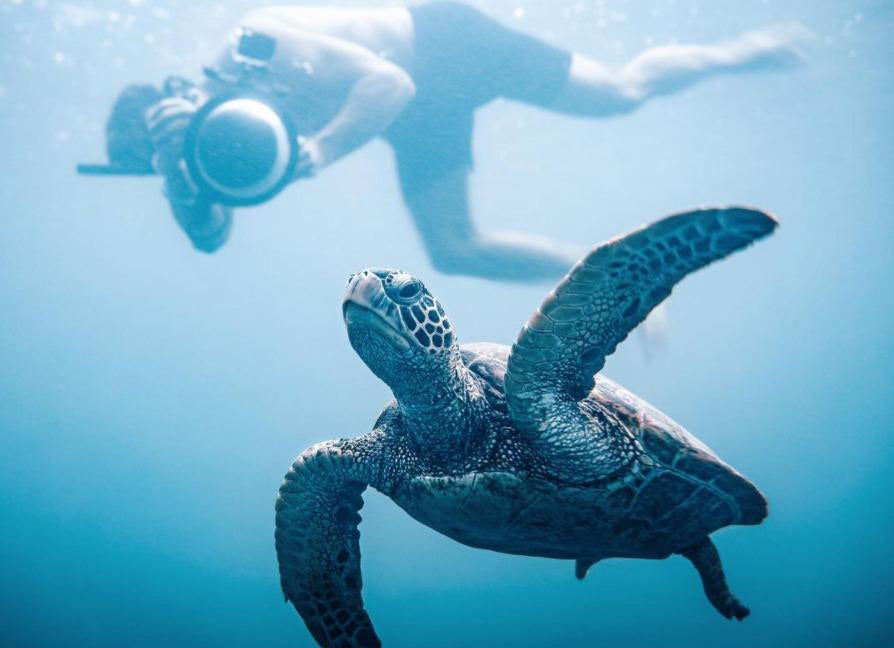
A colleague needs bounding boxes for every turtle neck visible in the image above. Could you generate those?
[393,347,485,465]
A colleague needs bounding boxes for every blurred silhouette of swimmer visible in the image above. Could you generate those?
[106,3,804,281]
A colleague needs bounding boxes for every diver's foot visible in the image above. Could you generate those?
[735,22,815,68]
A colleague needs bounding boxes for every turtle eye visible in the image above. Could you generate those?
[385,275,427,306]
[398,280,422,300]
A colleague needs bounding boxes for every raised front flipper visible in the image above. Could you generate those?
[275,440,380,647]
[505,208,777,480]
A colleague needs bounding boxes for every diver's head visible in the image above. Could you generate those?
[105,84,164,173]
[342,269,457,394]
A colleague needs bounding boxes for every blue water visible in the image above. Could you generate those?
[1,1,892,646]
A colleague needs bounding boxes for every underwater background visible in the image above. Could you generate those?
[1,1,892,646]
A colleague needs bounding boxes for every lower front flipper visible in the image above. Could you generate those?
[275,441,381,647]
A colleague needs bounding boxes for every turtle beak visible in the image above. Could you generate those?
[343,271,384,312]
[343,271,411,352]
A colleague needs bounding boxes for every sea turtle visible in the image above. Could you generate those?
[275,207,776,647]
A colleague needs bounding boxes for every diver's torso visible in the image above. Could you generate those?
[252,6,415,65]
[203,6,415,136]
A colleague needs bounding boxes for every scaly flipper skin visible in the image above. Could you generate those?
[275,440,381,648]
[505,207,777,482]
[679,537,750,620]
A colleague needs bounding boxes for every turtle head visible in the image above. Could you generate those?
[343,269,457,391]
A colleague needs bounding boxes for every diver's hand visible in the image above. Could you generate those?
[295,136,325,179]
[144,97,202,202]
[144,97,198,171]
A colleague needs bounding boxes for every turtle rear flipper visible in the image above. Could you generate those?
[679,537,750,621]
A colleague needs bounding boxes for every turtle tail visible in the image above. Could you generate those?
[678,537,750,621]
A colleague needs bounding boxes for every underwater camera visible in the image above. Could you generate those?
[77,94,298,207]
[184,95,298,206]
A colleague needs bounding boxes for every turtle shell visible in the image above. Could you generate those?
[388,343,767,561]
[459,342,510,392]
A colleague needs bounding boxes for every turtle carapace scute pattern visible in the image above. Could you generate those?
[275,207,777,647]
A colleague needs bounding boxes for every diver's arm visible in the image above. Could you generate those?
[159,159,233,254]
[235,13,415,174]
[306,62,415,171]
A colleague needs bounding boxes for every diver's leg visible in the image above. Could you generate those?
[402,168,579,283]
[549,26,806,117]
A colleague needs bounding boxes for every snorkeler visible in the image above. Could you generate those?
[101,3,803,282]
